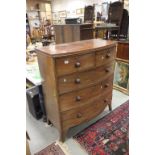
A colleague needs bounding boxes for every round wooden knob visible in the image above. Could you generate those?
[104,99,108,103]
[106,53,111,58]
[76,96,81,101]
[75,62,81,68]
[104,83,109,88]
[105,68,110,72]
[77,113,82,118]
[75,78,80,84]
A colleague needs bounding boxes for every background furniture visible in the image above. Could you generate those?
[53,23,93,44]
[84,5,95,23]
[107,1,124,39]
[26,0,52,39]
[114,41,129,94]
[26,55,46,121]
[26,85,45,120]
[65,18,82,24]
[95,24,119,39]
[116,41,129,60]
[36,39,117,141]
[107,2,129,40]
[94,2,129,40]
[119,9,129,39]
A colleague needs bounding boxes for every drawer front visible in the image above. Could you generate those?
[55,53,95,76]
[59,76,114,111]
[96,46,116,67]
[61,92,112,129]
[58,62,114,94]
[95,62,115,81]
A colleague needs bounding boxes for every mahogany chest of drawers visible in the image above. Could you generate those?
[36,39,117,142]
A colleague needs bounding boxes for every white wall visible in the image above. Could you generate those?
[52,0,118,12]
[51,0,128,22]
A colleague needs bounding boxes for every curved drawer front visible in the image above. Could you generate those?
[56,53,95,76]
[95,62,115,81]
[59,76,113,112]
[96,46,116,67]
[61,92,112,129]
[58,62,114,94]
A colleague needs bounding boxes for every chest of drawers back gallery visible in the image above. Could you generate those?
[36,39,117,141]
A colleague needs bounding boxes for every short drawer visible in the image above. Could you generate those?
[55,53,95,76]
[96,46,116,67]
[58,62,114,94]
[95,62,115,81]
[61,93,112,129]
[59,76,114,111]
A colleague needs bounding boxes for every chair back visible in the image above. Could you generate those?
[120,9,129,38]
[108,1,124,26]
[84,5,95,23]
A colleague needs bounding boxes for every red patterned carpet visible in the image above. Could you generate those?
[73,100,129,155]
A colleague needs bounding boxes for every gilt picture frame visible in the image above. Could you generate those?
[113,58,129,95]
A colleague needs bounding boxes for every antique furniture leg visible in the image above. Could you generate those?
[108,103,112,111]
[47,119,53,126]
[60,129,68,142]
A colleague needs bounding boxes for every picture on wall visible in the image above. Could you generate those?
[76,8,84,15]
[113,59,129,94]
[52,12,59,20]
[59,10,67,18]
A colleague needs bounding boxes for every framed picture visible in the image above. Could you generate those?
[52,12,59,20]
[113,59,129,95]
[76,8,84,15]
[59,10,67,18]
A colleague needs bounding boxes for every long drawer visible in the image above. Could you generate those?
[58,62,114,94]
[55,53,95,76]
[61,92,112,130]
[59,75,113,112]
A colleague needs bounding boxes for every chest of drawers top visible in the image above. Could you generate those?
[36,39,117,57]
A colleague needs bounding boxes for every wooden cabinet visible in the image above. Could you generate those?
[116,41,129,60]
[53,24,94,44]
[36,39,117,141]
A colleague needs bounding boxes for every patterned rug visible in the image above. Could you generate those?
[34,142,66,155]
[73,100,129,155]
